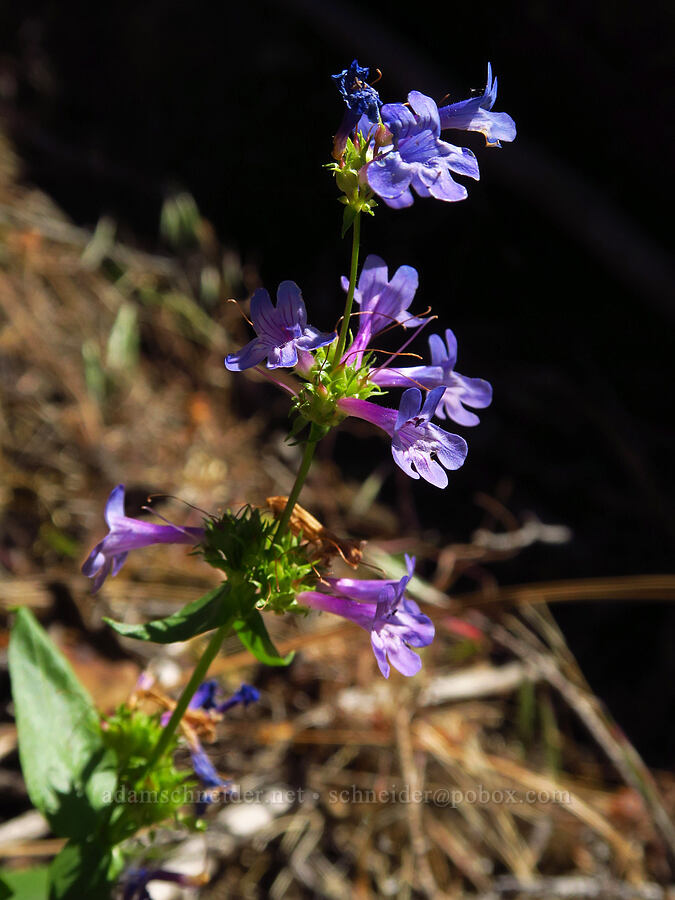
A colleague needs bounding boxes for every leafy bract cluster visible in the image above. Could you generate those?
[290,346,383,439]
[328,136,378,235]
[199,507,316,613]
[102,707,194,843]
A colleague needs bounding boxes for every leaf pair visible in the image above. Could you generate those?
[6,608,122,899]
[106,583,294,666]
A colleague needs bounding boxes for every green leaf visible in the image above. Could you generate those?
[341,205,357,238]
[0,866,49,899]
[48,840,118,900]
[8,609,116,842]
[105,584,235,643]
[233,611,295,666]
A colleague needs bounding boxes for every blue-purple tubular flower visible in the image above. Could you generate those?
[332,59,382,159]
[339,389,468,488]
[190,740,231,806]
[189,679,220,711]
[123,867,200,900]
[216,683,260,713]
[189,680,260,714]
[297,557,434,678]
[367,91,479,208]
[341,254,427,364]
[372,329,492,426]
[225,281,335,371]
[438,63,516,147]
[81,485,204,592]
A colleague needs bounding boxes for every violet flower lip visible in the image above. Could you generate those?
[438,62,517,147]
[225,280,335,372]
[339,388,468,488]
[372,328,493,427]
[81,484,204,592]
[340,254,428,364]
[367,90,480,209]
[298,557,434,678]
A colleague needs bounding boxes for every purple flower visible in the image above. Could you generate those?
[297,557,434,678]
[339,388,468,488]
[189,679,219,711]
[191,743,229,789]
[438,63,516,147]
[123,868,202,900]
[190,739,231,808]
[372,329,492,426]
[225,281,335,371]
[216,683,260,713]
[332,59,382,158]
[367,91,479,208]
[81,485,204,592]
[189,680,260,714]
[324,553,416,603]
[341,254,427,364]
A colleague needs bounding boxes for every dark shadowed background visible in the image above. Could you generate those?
[0,0,673,765]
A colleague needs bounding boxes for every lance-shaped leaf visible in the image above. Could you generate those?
[0,865,49,899]
[104,584,238,643]
[8,608,117,842]
[233,610,295,666]
[48,839,121,900]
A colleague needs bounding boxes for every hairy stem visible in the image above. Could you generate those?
[275,438,317,537]
[334,211,361,364]
[142,620,232,774]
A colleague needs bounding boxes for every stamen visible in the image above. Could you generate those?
[227,297,254,328]
[372,313,438,376]
[140,502,205,540]
[146,494,211,517]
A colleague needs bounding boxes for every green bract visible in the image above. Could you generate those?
[327,135,378,235]
[199,507,317,614]
[290,346,383,437]
[103,706,194,843]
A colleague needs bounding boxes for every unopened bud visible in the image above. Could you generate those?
[374,123,393,148]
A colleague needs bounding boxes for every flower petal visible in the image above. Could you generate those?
[367,155,412,201]
[382,189,415,209]
[396,388,423,431]
[370,630,391,678]
[407,91,441,136]
[104,484,126,527]
[267,341,299,369]
[410,451,449,488]
[430,427,468,470]
[380,102,417,140]
[276,281,306,330]
[249,288,278,338]
[420,386,446,421]
[385,634,423,676]
[225,337,270,372]
[296,326,337,351]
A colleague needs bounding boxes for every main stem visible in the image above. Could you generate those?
[142,620,232,775]
[334,211,361,364]
[275,438,317,537]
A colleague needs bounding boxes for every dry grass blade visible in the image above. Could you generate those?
[413,720,643,877]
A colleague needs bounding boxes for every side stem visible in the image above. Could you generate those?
[334,211,361,364]
[142,620,232,775]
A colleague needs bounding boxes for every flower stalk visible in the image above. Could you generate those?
[140,619,233,778]
[334,210,361,365]
[274,437,319,538]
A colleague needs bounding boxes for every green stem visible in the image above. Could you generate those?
[334,211,361,365]
[275,438,317,537]
[142,620,232,776]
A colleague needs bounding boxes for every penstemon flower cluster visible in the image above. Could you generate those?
[7,60,514,898]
